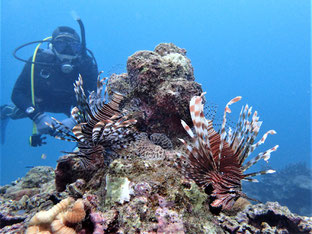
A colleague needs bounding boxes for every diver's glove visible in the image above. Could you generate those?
[33,113,56,135]
[61,116,77,130]
[29,134,47,147]
[53,116,77,135]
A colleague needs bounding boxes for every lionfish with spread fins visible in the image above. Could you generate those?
[49,74,137,168]
[177,93,278,210]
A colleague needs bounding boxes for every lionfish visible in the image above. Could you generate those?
[177,93,278,211]
[50,74,137,168]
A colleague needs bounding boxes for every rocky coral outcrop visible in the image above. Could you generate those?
[1,158,312,233]
[217,202,312,233]
[1,43,311,233]
[107,43,202,144]
[85,158,222,233]
[0,166,58,233]
[3,166,55,201]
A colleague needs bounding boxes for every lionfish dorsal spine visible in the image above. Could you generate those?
[72,124,87,142]
[218,96,242,169]
[92,121,105,144]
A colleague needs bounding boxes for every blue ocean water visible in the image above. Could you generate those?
[0,0,310,189]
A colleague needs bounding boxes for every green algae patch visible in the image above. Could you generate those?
[183,181,208,212]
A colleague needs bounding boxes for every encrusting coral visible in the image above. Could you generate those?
[106,43,202,143]
[26,198,86,234]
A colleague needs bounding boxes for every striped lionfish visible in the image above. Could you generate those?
[50,74,137,168]
[177,93,278,211]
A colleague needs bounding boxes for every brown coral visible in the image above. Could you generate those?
[118,132,170,160]
[106,43,202,143]
[63,199,85,223]
[29,197,74,226]
[50,219,75,234]
[26,198,86,234]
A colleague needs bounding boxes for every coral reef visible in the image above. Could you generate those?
[89,210,118,233]
[217,202,312,233]
[149,132,173,150]
[106,43,202,143]
[1,43,311,233]
[86,158,222,233]
[0,166,59,233]
[26,197,86,233]
[118,132,173,160]
[3,166,55,201]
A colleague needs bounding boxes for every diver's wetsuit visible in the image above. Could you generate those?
[11,49,98,119]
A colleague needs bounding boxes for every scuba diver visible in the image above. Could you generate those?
[0,18,98,146]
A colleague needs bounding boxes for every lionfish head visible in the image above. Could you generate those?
[177,93,278,211]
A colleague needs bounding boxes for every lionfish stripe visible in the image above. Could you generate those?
[54,136,76,142]
[96,72,105,98]
[190,93,206,138]
[115,119,137,128]
[178,92,278,210]
[242,145,279,171]
[72,125,86,142]
[242,178,259,182]
[189,95,218,169]
[181,120,194,138]
[92,121,105,143]
[211,195,235,208]
[250,130,276,151]
[95,104,119,120]
[218,96,242,169]
[244,169,276,178]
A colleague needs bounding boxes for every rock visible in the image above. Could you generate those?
[107,43,202,143]
[217,202,312,233]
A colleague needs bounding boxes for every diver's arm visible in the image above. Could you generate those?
[11,60,41,120]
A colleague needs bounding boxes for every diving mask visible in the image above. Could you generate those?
[52,37,82,74]
[53,37,82,55]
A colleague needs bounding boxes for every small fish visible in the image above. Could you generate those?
[25,166,34,169]
[41,153,47,160]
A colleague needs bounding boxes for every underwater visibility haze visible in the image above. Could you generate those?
[0,0,311,232]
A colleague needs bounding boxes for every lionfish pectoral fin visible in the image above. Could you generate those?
[242,145,279,171]
[239,191,262,204]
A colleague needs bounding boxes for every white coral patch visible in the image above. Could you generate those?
[105,175,134,205]
[162,53,190,69]
[119,177,133,204]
